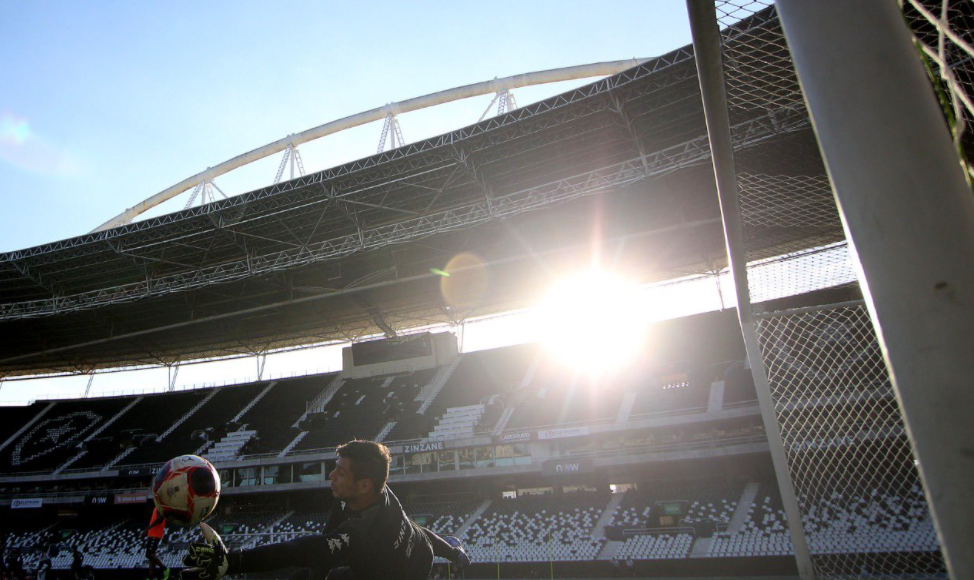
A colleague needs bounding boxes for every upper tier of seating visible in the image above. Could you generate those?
[1,396,135,473]
[0,403,48,449]
[1,326,766,475]
[386,346,534,441]
[723,365,758,405]
[294,369,433,452]
[71,389,209,470]
[238,375,335,456]
[121,382,266,466]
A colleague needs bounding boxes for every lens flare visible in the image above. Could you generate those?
[439,253,489,308]
[538,271,647,377]
[0,113,32,145]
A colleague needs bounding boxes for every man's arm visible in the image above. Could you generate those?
[420,528,454,560]
[182,523,355,580]
[419,527,469,567]
[228,532,352,574]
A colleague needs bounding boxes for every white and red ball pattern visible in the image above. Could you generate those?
[152,455,220,526]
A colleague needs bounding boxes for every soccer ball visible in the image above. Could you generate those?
[152,455,221,526]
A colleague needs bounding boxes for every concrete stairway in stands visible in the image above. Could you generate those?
[279,431,308,457]
[690,536,715,557]
[205,429,256,463]
[455,499,493,539]
[293,375,343,428]
[593,491,626,540]
[430,405,484,440]
[375,421,396,442]
[417,357,461,414]
[597,540,623,561]
[234,382,276,423]
[727,481,761,533]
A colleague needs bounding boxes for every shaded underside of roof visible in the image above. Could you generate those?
[0,7,837,377]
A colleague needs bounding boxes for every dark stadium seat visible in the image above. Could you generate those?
[628,370,711,418]
[236,375,336,456]
[70,389,210,470]
[0,403,49,450]
[503,357,574,430]
[723,365,758,406]
[0,396,136,474]
[120,382,266,467]
[386,346,534,442]
[292,369,432,452]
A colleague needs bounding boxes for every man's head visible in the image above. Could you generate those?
[330,440,391,505]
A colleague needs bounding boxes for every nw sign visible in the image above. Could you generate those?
[542,458,594,476]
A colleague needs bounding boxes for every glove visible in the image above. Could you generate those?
[180,523,229,580]
[443,536,471,568]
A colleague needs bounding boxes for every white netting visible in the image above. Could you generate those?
[902,0,974,186]
[757,306,943,578]
[712,2,947,578]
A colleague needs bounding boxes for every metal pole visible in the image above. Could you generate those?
[777,2,974,577]
[684,1,815,578]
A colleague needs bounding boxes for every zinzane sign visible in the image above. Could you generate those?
[542,458,594,476]
[11,498,43,509]
[403,441,444,453]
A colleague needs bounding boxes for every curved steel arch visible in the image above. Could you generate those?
[93,59,647,232]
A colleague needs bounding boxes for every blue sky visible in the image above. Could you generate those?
[1,1,692,250]
[0,1,696,401]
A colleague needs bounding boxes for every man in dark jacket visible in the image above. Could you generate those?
[182,440,469,580]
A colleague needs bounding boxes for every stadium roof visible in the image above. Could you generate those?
[0,7,834,377]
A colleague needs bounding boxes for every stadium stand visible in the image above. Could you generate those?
[0,403,48,449]
[1,396,135,473]
[386,346,534,441]
[463,492,608,563]
[294,369,433,452]
[559,385,626,425]
[607,481,743,531]
[628,369,711,418]
[723,364,758,406]
[234,375,336,456]
[803,483,940,555]
[70,390,210,470]
[0,476,944,574]
[120,382,267,466]
[504,358,575,430]
[401,496,480,537]
[708,482,792,557]
[616,532,694,560]
[265,510,330,543]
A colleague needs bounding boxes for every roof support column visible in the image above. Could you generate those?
[777,1,974,577]
[685,1,815,578]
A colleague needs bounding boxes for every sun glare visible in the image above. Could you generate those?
[538,271,648,377]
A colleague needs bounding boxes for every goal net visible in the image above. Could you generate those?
[708,2,952,577]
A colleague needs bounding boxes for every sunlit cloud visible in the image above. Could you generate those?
[0,111,82,177]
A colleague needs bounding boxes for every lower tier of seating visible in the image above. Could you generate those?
[0,482,940,572]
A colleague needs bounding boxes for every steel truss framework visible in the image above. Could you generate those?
[0,8,819,376]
